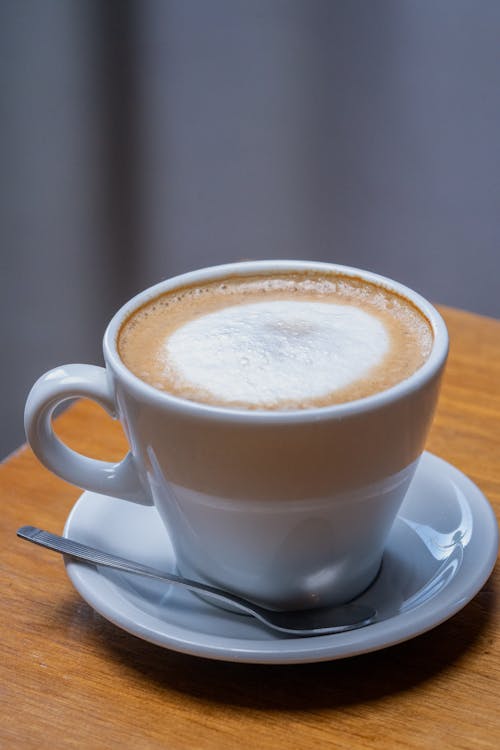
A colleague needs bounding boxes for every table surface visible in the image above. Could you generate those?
[1,305,499,750]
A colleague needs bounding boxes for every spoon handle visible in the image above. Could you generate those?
[16,525,252,611]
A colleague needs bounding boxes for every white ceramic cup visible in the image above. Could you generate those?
[25,261,448,610]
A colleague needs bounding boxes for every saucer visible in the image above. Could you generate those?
[63,452,498,664]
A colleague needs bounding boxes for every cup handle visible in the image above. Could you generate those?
[24,364,152,505]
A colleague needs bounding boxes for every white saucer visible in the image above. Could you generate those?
[63,452,498,664]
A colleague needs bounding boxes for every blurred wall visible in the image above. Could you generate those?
[1,0,500,458]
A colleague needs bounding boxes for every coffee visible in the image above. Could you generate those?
[118,272,433,410]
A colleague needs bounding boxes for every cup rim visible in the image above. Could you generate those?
[103,260,449,423]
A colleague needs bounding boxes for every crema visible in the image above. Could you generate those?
[118,272,433,410]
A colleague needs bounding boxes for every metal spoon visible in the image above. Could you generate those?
[17,525,376,637]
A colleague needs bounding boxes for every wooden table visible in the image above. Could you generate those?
[1,306,499,749]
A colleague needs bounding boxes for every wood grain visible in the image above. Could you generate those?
[1,305,498,750]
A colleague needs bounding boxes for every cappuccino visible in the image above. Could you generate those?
[118,272,433,410]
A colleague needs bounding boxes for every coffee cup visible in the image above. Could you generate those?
[25,261,448,610]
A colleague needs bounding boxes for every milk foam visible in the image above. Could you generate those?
[163,301,389,406]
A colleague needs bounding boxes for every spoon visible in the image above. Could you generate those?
[17,525,376,637]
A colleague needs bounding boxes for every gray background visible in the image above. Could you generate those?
[1,0,500,459]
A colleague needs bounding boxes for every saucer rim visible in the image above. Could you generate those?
[63,452,499,664]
